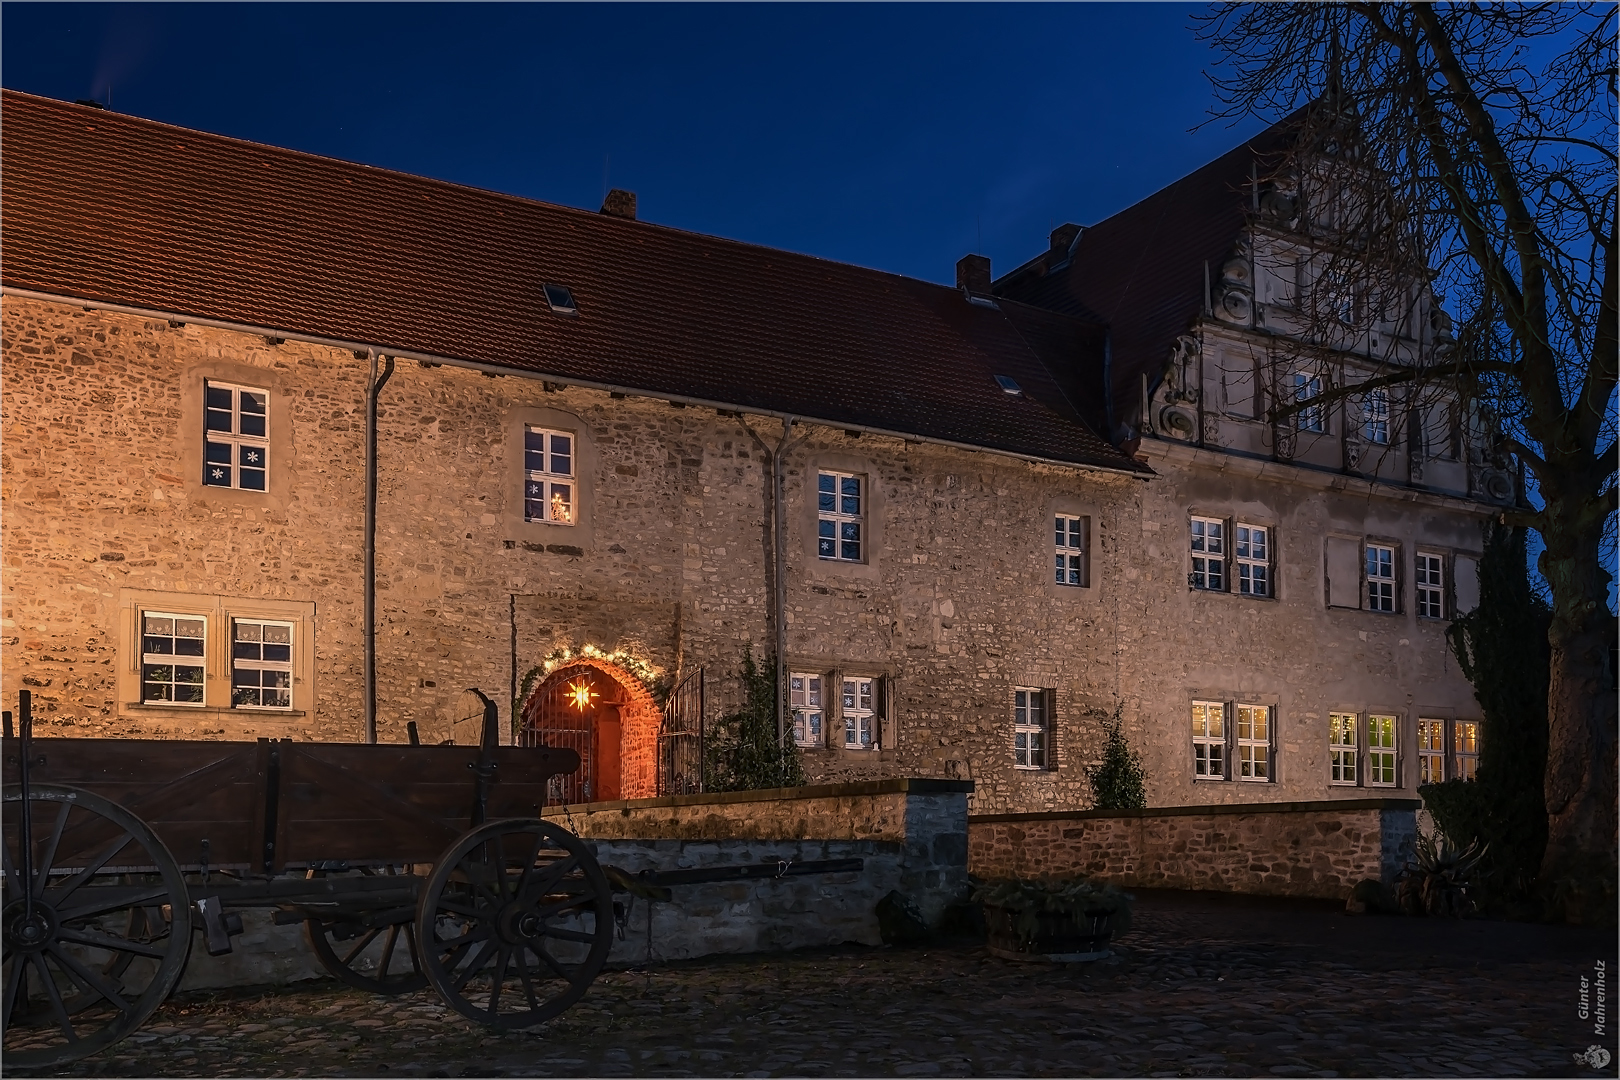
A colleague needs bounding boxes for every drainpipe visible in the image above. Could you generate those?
[364,351,396,744]
[771,418,795,744]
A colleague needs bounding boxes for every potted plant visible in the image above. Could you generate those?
[973,877,1132,962]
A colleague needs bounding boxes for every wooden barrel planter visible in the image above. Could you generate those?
[983,904,1114,962]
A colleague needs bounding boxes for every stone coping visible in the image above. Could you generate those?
[969,797,1422,824]
[540,776,975,815]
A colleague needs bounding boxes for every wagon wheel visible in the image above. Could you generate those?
[304,865,428,996]
[2,784,192,1068]
[416,819,613,1029]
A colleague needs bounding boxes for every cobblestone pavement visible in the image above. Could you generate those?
[24,891,1617,1078]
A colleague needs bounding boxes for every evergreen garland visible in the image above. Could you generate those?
[703,648,806,792]
[1087,703,1147,810]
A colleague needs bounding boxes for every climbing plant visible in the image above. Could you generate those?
[1087,703,1147,810]
[704,648,806,792]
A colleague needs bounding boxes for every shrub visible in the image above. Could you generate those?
[972,878,1133,942]
[703,648,805,792]
[1087,703,1147,810]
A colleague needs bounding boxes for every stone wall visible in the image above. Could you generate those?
[968,799,1420,899]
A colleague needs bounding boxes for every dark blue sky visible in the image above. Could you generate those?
[2,2,1267,284]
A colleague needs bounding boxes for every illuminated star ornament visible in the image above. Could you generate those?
[567,679,598,711]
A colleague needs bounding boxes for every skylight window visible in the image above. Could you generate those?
[995,375,1023,395]
[543,283,577,315]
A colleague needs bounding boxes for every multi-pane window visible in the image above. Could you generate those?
[1360,389,1390,444]
[204,381,269,490]
[1454,720,1480,781]
[141,613,207,706]
[841,676,875,749]
[1236,704,1271,781]
[818,472,863,562]
[1366,544,1396,612]
[1190,517,1226,591]
[1293,373,1324,433]
[1367,715,1398,786]
[1191,701,1225,778]
[1054,515,1088,587]
[1013,688,1048,769]
[790,672,824,748]
[1418,717,1446,785]
[232,619,293,709]
[1415,553,1445,619]
[524,427,575,524]
[1329,712,1358,784]
[1234,524,1269,597]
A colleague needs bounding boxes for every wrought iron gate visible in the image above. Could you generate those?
[520,663,599,806]
[657,667,704,796]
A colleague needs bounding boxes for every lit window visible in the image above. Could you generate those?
[790,672,823,748]
[1192,701,1225,779]
[1190,517,1226,591]
[1236,704,1271,781]
[841,676,875,749]
[1330,712,1358,785]
[1366,544,1396,612]
[204,381,269,490]
[1235,524,1269,597]
[1360,388,1390,444]
[1416,554,1445,619]
[1014,688,1048,769]
[818,472,863,562]
[141,613,207,706]
[524,427,575,524]
[232,619,294,709]
[1293,373,1324,433]
[1418,717,1446,785]
[1055,515,1088,587]
[1367,715,1398,786]
[1454,720,1480,781]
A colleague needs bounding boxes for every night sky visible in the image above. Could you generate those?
[1,2,1268,285]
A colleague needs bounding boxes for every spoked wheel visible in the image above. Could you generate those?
[304,865,428,995]
[2,784,192,1068]
[416,819,613,1029]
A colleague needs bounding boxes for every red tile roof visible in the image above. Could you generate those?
[1,90,1145,475]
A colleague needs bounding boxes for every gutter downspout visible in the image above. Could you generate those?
[364,351,396,744]
[771,418,795,745]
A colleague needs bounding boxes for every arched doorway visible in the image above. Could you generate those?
[520,660,662,803]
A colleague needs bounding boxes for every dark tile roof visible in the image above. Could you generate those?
[993,112,1302,435]
[0,90,1145,475]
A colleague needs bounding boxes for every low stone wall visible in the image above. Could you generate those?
[968,799,1420,900]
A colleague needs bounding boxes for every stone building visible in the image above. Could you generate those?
[1,91,1493,813]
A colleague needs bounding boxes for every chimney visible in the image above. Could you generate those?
[1048,223,1082,261]
[599,189,637,220]
[956,254,991,296]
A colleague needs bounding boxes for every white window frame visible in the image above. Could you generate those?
[841,675,876,750]
[1293,372,1325,433]
[1329,712,1359,785]
[1191,700,1225,779]
[1190,517,1226,592]
[524,426,576,524]
[1417,717,1446,785]
[1366,543,1397,612]
[231,618,295,711]
[818,472,864,562]
[140,612,208,707]
[789,672,824,748]
[1360,388,1390,444]
[1054,515,1088,588]
[1367,714,1398,787]
[1013,688,1049,770]
[1236,704,1271,782]
[203,380,270,491]
[1234,523,1270,597]
[1453,719,1480,782]
[1415,552,1446,619]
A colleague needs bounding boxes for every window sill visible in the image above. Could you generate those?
[125,703,307,718]
[1192,774,1228,782]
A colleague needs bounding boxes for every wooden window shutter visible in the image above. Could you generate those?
[829,667,844,748]
[1042,687,1058,770]
[877,674,895,751]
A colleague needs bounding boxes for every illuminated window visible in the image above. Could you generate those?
[1235,524,1270,597]
[233,619,293,710]
[790,672,823,748]
[1366,544,1397,612]
[1360,388,1390,444]
[818,472,863,562]
[524,427,575,524]
[204,381,269,490]
[1013,688,1048,769]
[1418,717,1446,785]
[1329,712,1358,785]
[1293,373,1324,433]
[1454,720,1480,781]
[1192,701,1225,779]
[1054,515,1088,587]
[141,613,207,706]
[841,676,876,749]
[1190,517,1226,591]
[1236,704,1271,781]
[1367,715,1398,786]
[1416,553,1446,619]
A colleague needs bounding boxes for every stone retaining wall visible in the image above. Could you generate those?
[968,799,1419,900]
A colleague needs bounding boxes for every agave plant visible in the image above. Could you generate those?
[1398,827,1488,917]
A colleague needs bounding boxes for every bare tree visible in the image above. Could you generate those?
[1197,2,1616,922]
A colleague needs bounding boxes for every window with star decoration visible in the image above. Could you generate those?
[524,426,575,524]
[204,381,270,490]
